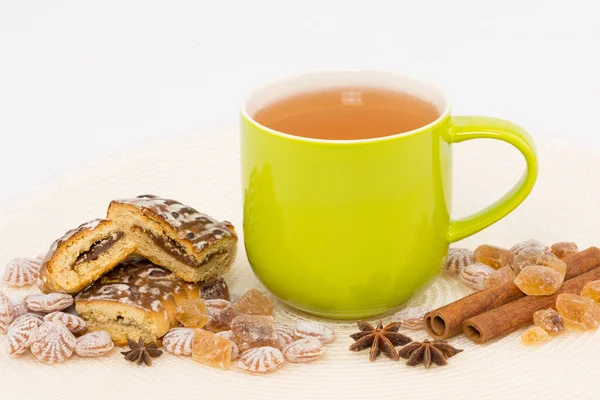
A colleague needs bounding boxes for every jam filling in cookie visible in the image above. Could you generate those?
[38,220,136,294]
[107,195,238,283]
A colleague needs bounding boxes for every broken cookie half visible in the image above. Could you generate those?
[75,258,200,345]
[107,194,238,283]
[38,219,136,294]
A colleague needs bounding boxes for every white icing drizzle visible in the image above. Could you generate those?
[150,300,163,312]
[136,267,168,279]
[45,219,105,259]
[76,260,199,317]
[112,195,236,253]
[96,284,131,296]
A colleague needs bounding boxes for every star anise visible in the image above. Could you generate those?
[349,320,412,361]
[398,339,462,368]
[121,337,163,366]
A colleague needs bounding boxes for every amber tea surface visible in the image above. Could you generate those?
[253,87,440,140]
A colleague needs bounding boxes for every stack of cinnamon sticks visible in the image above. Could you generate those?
[425,247,600,344]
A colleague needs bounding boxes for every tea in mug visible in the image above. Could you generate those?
[253,87,440,140]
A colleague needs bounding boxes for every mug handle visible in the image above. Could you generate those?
[447,116,538,243]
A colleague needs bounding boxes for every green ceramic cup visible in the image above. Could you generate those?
[240,70,537,319]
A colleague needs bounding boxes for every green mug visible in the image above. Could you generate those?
[240,70,537,319]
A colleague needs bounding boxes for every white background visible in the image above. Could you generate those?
[1,4,600,399]
[1,0,599,208]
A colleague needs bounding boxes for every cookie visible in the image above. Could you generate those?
[75,259,200,345]
[107,195,237,282]
[38,219,136,294]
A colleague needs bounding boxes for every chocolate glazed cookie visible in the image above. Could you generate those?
[75,259,200,345]
[107,195,238,283]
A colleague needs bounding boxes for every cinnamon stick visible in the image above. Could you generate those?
[463,265,600,343]
[424,247,600,340]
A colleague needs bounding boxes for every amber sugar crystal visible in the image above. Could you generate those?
[175,298,209,328]
[192,329,232,369]
[551,242,579,260]
[512,248,551,275]
[484,266,515,288]
[580,281,600,304]
[499,251,516,270]
[556,293,600,330]
[474,245,513,270]
[533,309,565,334]
[536,253,567,279]
[231,289,273,315]
[514,265,563,296]
[231,315,282,352]
[521,326,549,345]
[217,289,274,328]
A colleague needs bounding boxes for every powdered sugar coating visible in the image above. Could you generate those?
[459,263,496,290]
[30,321,76,364]
[237,347,284,373]
[7,314,43,356]
[283,337,323,363]
[11,301,29,318]
[276,324,296,347]
[215,330,240,360]
[112,195,237,253]
[511,239,549,255]
[44,311,88,333]
[26,293,73,313]
[163,327,194,356]
[75,331,114,357]
[294,322,335,344]
[3,257,41,287]
[0,291,14,333]
[23,312,43,321]
[444,248,475,274]
[391,306,430,329]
